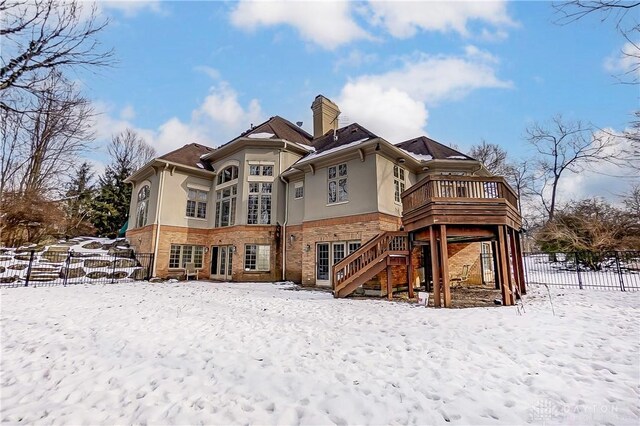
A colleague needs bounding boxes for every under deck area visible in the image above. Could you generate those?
[332,175,526,308]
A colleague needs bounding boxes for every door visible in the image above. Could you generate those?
[210,245,233,280]
[316,243,330,287]
[316,242,348,288]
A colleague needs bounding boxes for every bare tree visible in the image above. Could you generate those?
[108,129,156,173]
[468,140,511,176]
[554,1,639,83]
[0,71,94,245]
[0,107,26,196]
[526,115,621,223]
[19,70,95,194]
[0,0,113,112]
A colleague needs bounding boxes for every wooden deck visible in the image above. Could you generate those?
[401,175,521,232]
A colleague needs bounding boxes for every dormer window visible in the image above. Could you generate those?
[217,166,238,185]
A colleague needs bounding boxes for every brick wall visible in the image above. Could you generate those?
[447,242,482,285]
[126,225,156,254]
[284,224,303,283]
[131,224,282,281]
[300,213,402,286]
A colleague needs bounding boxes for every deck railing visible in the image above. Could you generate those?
[401,175,519,214]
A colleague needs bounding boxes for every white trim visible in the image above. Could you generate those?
[186,183,211,191]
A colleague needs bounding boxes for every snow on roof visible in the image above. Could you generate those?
[447,155,468,160]
[301,138,370,161]
[296,143,316,152]
[247,132,275,139]
[398,148,433,162]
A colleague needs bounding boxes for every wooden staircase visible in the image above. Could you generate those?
[333,231,409,298]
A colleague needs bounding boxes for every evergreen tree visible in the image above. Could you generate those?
[64,162,96,237]
[91,161,133,238]
[91,129,155,237]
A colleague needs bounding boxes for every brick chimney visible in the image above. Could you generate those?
[311,95,340,139]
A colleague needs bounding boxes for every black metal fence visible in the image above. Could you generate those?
[523,251,640,291]
[0,249,154,288]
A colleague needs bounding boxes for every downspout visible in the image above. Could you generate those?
[152,163,168,277]
[279,141,288,281]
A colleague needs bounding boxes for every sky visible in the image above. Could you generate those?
[79,0,639,202]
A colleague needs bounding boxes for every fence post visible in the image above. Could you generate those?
[24,250,35,287]
[614,251,626,292]
[62,251,72,287]
[111,252,117,284]
[575,252,583,290]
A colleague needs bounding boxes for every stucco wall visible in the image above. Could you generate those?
[302,155,379,222]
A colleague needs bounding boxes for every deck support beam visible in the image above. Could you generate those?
[497,225,514,306]
[386,261,393,301]
[429,226,441,308]
[509,228,523,298]
[439,224,452,308]
[407,241,414,299]
[515,232,526,295]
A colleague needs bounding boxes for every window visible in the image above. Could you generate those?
[247,182,272,224]
[294,182,304,199]
[135,185,150,228]
[169,245,204,269]
[215,185,237,227]
[348,241,361,254]
[328,163,348,204]
[186,189,208,218]
[249,164,273,176]
[393,165,406,203]
[244,244,270,271]
[217,166,238,185]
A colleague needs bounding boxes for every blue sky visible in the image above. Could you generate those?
[84,0,638,200]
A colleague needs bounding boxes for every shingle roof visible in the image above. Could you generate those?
[158,143,215,171]
[226,116,312,147]
[395,136,474,161]
[311,123,378,154]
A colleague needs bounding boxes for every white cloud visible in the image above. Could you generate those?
[338,83,428,142]
[228,1,515,49]
[197,83,263,130]
[91,80,264,158]
[336,47,512,142]
[119,105,136,121]
[604,42,640,79]
[366,0,515,39]
[229,0,370,50]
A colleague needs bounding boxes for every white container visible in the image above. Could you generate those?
[417,291,429,307]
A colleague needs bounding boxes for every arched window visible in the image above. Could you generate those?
[136,185,150,228]
[217,165,238,185]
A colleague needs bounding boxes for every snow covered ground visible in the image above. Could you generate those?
[1,282,638,425]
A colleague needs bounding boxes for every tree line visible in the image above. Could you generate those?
[0,1,155,245]
[466,120,640,254]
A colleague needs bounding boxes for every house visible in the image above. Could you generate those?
[125,95,525,307]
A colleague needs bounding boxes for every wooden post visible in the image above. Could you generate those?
[508,228,521,298]
[515,231,527,295]
[429,226,441,308]
[407,241,415,299]
[491,240,500,290]
[386,261,393,301]
[497,226,514,306]
[439,224,452,308]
